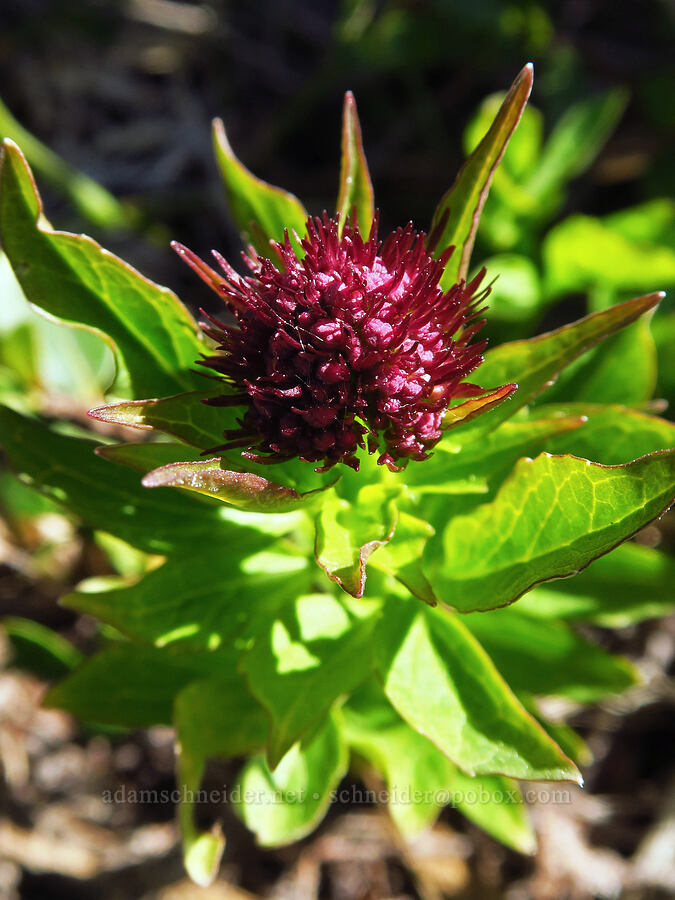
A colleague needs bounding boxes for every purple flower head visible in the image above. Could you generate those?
[173,213,491,471]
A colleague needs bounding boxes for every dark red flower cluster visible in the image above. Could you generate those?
[174,214,490,471]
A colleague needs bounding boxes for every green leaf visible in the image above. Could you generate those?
[63,548,310,650]
[44,644,226,728]
[473,254,542,320]
[89,392,238,450]
[408,414,586,494]
[212,118,308,254]
[458,293,662,435]
[463,609,637,703]
[539,404,675,465]
[344,682,536,852]
[374,597,580,782]
[369,512,438,606]
[543,214,675,299]
[0,140,206,398]
[0,405,271,555]
[2,616,83,679]
[427,451,675,613]
[242,592,377,767]
[431,64,533,287]
[142,456,337,512]
[174,675,268,886]
[95,441,203,473]
[516,542,675,628]
[336,92,374,235]
[541,319,657,406]
[315,484,400,597]
[235,712,348,847]
[527,89,628,198]
[441,383,517,431]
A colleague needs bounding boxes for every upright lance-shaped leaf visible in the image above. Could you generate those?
[430,64,533,288]
[336,92,374,236]
[458,293,663,436]
[0,140,206,398]
[426,450,675,613]
[212,118,309,254]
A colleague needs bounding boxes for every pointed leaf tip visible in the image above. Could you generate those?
[336,91,374,236]
[431,64,534,288]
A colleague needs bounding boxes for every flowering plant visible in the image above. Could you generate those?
[1,65,673,885]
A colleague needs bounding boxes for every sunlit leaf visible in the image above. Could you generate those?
[315,484,400,597]
[430,64,533,287]
[336,92,374,235]
[426,450,675,612]
[235,713,347,847]
[0,140,206,398]
[212,118,308,254]
[242,592,377,767]
[374,597,580,782]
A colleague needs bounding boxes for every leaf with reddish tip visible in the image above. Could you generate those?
[431,64,534,288]
[458,292,664,437]
[315,485,400,597]
[142,457,337,512]
[212,118,308,254]
[442,383,518,430]
[89,391,237,450]
[336,92,374,236]
[0,140,206,398]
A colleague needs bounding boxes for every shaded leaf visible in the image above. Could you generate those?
[538,403,675,465]
[235,713,347,847]
[0,140,205,398]
[212,118,308,253]
[427,451,675,612]
[431,64,533,287]
[409,415,586,494]
[517,542,675,628]
[374,597,580,782]
[336,92,374,235]
[44,644,227,728]
[175,675,267,886]
[242,592,377,767]
[463,609,637,702]
[63,548,310,650]
[0,405,270,555]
